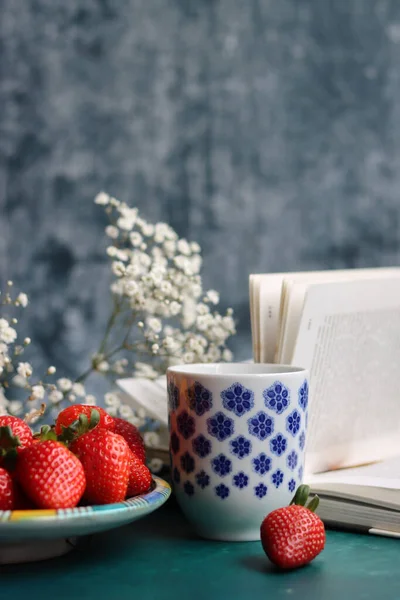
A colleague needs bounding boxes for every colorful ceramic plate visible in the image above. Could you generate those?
[0,476,171,563]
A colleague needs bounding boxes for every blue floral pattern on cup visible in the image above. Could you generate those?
[298,380,309,411]
[184,481,195,496]
[298,465,304,480]
[215,484,230,500]
[233,472,249,489]
[168,380,180,412]
[288,478,296,493]
[221,382,255,417]
[192,434,212,458]
[254,483,268,498]
[207,412,234,441]
[299,430,306,451]
[211,454,232,477]
[177,411,196,440]
[286,450,298,470]
[187,381,213,416]
[170,431,180,455]
[271,469,284,488]
[270,433,287,456]
[286,409,301,437]
[229,435,252,459]
[263,381,290,414]
[252,453,272,475]
[247,411,274,440]
[196,470,210,489]
[180,451,195,474]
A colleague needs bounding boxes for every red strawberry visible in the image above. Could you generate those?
[113,417,146,463]
[0,467,16,510]
[260,485,325,570]
[0,416,33,450]
[16,440,86,509]
[55,404,115,435]
[70,428,130,504]
[127,451,152,497]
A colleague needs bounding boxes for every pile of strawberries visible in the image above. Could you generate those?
[0,404,152,510]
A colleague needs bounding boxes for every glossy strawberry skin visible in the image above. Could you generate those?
[0,416,33,450]
[0,467,16,510]
[55,405,115,435]
[113,417,146,463]
[261,505,325,569]
[16,441,86,509]
[70,429,130,504]
[127,451,152,497]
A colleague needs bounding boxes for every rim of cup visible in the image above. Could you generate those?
[167,362,307,378]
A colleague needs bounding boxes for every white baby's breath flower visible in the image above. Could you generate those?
[196,303,210,315]
[84,394,97,405]
[16,293,28,307]
[47,366,56,375]
[17,362,32,378]
[48,390,64,404]
[119,404,134,419]
[190,241,201,253]
[163,240,176,258]
[31,384,45,400]
[104,392,121,408]
[143,431,160,448]
[96,361,110,373]
[222,348,233,362]
[1,327,17,344]
[177,239,191,256]
[57,378,72,392]
[105,225,119,239]
[112,359,128,374]
[124,280,139,297]
[169,301,181,316]
[147,318,162,333]
[95,192,110,205]
[0,319,9,331]
[206,290,220,305]
[117,217,134,231]
[183,351,195,363]
[71,382,85,397]
[13,375,27,388]
[23,337,31,345]
[68,394,76,403]
[130,232,143,247]
[107,246,118,258]
[8,401,23,416]
[112,261,126,277]
[141,223,154,237]
[148,457,164,473]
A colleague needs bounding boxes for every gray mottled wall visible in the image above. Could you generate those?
[1,0,400,389]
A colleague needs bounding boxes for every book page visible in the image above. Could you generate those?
[308,456,400,490]
[291,278,400,475]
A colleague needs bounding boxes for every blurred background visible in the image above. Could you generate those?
[1,0,400,394]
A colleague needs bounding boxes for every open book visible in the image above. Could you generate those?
[250,267,400,537]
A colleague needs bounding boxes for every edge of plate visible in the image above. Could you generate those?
[0,475,171,522]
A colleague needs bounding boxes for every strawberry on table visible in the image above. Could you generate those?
[127,452,152,497]
[55,404,115,435]
[260,485,325,570]
[0,467,17,510]
[16,440,86,509]
[113,417,146,463]
[70,428,130,504]
[0,416,33,450]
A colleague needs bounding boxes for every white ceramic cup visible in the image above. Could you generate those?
[167,363,309,541]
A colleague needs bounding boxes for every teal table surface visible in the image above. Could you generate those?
[1,497,399,600]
